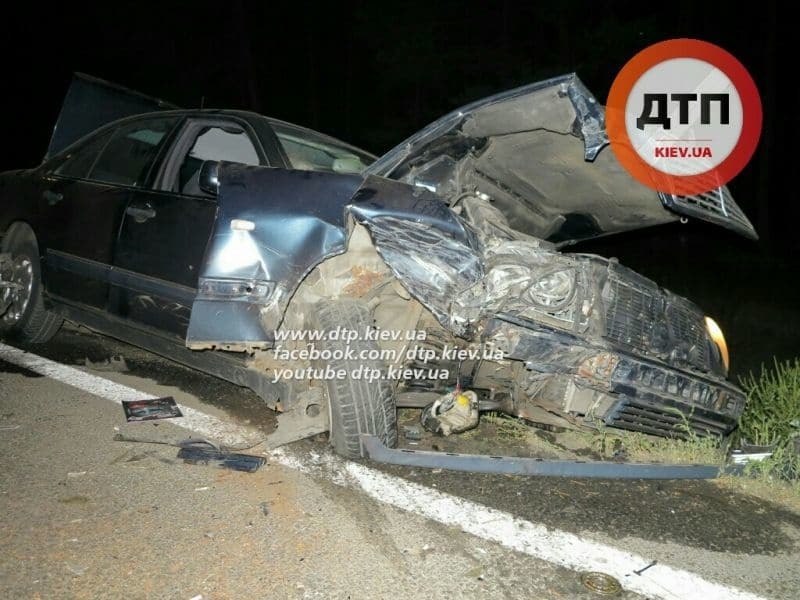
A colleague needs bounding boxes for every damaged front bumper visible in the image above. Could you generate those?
[486,315,745,438]
[361,435,725,479]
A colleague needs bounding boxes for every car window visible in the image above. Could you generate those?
[54,130,113,179]
[271,121,373,174]
[177,125,260,196]
[89,117,178,187]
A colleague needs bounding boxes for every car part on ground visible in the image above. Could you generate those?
[176,441,266,473]
[420,390,480,436]
[360,434,726,479]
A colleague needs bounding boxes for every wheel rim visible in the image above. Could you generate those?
[1,256,34,325]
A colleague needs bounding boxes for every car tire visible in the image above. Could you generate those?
[310,299,397,458]
[0,224,62,343]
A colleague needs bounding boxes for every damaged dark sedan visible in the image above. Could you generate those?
[0,73,754,459]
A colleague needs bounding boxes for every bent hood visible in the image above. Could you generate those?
[368,73,756,244]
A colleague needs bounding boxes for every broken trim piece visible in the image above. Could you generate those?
[360,435,722,479]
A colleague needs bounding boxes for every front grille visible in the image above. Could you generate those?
[605,397,734,438]
[604,273,661,352]
[604,265,709,371]
[658,186,757,240]
[665,299,708,366]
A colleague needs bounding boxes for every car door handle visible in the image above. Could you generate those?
[43,189,63,206]
[126,204,157,223]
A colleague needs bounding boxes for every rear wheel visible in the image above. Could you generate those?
[0,224,62,343]
[310,300,397,458]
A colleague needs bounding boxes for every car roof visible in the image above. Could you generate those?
[74,108,378,162]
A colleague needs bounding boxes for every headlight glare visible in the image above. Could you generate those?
[705,316,729,374]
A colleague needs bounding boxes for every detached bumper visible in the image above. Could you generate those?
[486,316,745,437]
[361,435,723,479]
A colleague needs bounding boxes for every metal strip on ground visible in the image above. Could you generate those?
[360,434,722,479]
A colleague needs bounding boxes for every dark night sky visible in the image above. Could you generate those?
[3,1,789,238]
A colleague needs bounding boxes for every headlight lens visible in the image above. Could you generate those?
[705,316,729,374]
[527,270,575,311]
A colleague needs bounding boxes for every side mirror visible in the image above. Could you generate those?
[198,161,220,195]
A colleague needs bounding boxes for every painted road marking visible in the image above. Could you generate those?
[0,343,256,448]
[273,449,764,600]
[0,342,766,600]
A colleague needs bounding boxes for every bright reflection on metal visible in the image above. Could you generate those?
[705,316,729,373]
[217,231,266,275]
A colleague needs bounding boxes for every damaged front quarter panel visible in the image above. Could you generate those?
[186,165,364,350]
[348,175,485,337]
[185,165,485,351]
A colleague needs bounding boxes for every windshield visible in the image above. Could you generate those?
[271,120,375,174]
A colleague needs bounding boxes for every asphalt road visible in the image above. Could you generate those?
[1,326,798,599]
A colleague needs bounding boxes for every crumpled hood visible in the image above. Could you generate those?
[368,73,756,244]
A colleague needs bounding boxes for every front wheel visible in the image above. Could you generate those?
[0,224,62,343]
[310,300,397,458]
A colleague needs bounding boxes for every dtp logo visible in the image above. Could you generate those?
[606,39,762,196]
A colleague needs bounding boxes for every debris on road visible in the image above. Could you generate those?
[84,355,128,372]
[177,441,266,473]
[122,396,182,422]
[633,560,657,576]
[580,571,622,596]
[731,445,776,465]
[421,391,480,436]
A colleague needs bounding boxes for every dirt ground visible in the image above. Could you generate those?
[2,327,799,599]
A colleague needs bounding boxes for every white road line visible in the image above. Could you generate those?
[1,342,766,600]
[272,449,765,600]
[0,342,255,447]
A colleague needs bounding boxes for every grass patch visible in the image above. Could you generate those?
[569,424,726,466]
[734,359,800,489]
[738,358,800,447]
[481,412,532,441]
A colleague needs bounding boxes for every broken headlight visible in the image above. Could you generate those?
[704,316,729,374]
[527,269,576,311]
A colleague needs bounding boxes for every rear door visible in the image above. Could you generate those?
[111,117,265,336]
[41,115,181,309]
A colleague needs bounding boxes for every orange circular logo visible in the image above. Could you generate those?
[606,39,762,196]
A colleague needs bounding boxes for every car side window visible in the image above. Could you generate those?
[271,121,373,174]
[89,117,179,187]
[54,130,113,179]
[177,125,260,196]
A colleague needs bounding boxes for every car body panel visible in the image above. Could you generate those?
[186,165,364,349]
[370,73,756,243]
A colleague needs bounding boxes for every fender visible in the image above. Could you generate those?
[185,165,483,350]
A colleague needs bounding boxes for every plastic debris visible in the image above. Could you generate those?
[421,390,479,436]
[122,397,183,422]
[177,442,266,473]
